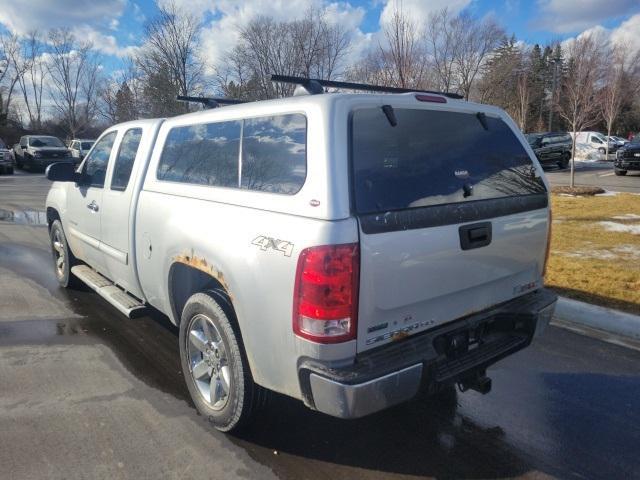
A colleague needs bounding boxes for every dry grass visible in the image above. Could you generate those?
[546,193,640,314]
[551,185,605,196]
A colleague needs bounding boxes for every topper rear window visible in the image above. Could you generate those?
[351,108,545,215]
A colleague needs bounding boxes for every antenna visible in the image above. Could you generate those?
[270,74,463,99]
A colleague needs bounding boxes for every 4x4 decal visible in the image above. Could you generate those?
[252,236,294,257]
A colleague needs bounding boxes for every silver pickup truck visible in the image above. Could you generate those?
[45,84,557,432]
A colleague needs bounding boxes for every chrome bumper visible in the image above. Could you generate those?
[309,364,423,419]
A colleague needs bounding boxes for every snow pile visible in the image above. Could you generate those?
[598,221,640,235]
[573,143,602,161]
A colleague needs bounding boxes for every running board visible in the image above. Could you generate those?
[71,265,146,318]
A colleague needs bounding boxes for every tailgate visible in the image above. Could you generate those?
[351,105,549,352]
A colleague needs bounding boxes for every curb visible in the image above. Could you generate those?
[552,297,640,341]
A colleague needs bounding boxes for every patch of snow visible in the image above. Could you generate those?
[612,214,640,220]
[596,191,619,197]
[557,244,640,261]
[598,221,640,235]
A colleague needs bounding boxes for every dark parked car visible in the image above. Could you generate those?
[614,138,640,176]
[14,135,72,171]
[525,132,572,169]
[0,138,13,174]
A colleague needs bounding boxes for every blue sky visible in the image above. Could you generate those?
[0,0,638,77]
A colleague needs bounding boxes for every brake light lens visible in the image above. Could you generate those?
[543,209,552,279]
[415,94,447,104]
[293,243,359,343]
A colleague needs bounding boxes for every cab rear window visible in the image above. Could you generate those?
[351,108,545,214]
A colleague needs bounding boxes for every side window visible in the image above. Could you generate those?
[20,137,27,147]
[241,114,307,194]
[157,121,241,187]
[111,128,142,191]
[83,131,117,188]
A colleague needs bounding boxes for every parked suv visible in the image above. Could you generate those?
[14,135,72,170]
[68,139,95,162]
[615,139,640,176]
[45,77,556,431]
[0,138,13,174]
[525,132,572,169]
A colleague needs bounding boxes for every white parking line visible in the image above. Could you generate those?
[599,172,615,177]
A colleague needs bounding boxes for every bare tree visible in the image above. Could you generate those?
[220,8,351,100]
[600,44,640,156]
[136,0,206,112]
[452,13,505,100]
[379,7,427,88]
[0,33,23,126]
[514,69,531,131]
[14,31,48,130]
[557,33,608,187]
[47,28,103,138]
[425,9,456,93]
[425,8,504,98]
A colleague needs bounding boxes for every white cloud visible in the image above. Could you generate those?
[560,14,640,56]
[0,0,126,35]
[71,25,139,58]
[610,14,640,55]
[535,0,639,33]
[379,0,472,27]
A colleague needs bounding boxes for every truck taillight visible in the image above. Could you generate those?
[293,243,359,343]
[543,209,552,279]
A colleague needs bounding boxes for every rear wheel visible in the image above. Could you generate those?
[598,147,606,154]
[557,155,569,169]
[179,292,265,432]
[614,168,627,176]
[7,167,13,175]
[49,220,79,288]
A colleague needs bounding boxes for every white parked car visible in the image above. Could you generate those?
[68,139,95,163]
[572,131,618,154]
[44,76,557,432]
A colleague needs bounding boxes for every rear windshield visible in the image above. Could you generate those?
[351,108,546,214]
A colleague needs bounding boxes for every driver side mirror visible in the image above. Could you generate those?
[45,162,80,183]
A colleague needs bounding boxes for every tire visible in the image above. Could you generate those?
[598,147,606,154]
[614,168,627,176]
[7,167,13,175]
[49,220,79,288]
[557,155,569,169]
[179,292,265,432]
[15,158,22,169]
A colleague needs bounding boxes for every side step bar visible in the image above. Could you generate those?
[71,265,146,318]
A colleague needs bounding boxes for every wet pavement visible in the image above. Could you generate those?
[1,172,640,479]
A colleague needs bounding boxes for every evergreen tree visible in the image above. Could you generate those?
[114,81,137,123]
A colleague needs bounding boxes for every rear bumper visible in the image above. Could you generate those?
[299,288,557,419]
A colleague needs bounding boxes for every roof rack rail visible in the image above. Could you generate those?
[270,74,464,99]
[176,95,246,109]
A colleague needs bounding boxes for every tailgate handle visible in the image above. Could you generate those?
[459,222,492,250]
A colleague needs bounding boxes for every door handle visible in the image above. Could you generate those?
[87,201,99,212]
[459,222,492,250]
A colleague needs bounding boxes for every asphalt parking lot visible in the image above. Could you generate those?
[544,160,640,193]
[1,171,639,480]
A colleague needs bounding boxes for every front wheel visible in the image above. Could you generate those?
[614,168,627,176]
[557,155,569,169]
[49,220,79,288]
[598,147,606,154]
[179,292,265,432]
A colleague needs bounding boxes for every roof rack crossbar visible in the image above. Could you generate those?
[270,74,463,99]
[176,95,246,109]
